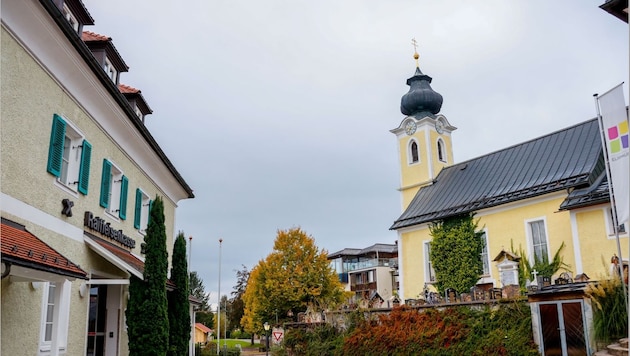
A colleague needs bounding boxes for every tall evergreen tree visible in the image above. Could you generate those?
[168,232,190,356]
[189,271,210,311]
[126,196,170,355]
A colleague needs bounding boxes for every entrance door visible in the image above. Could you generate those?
[539,300,587,356]
[87,285,108,356]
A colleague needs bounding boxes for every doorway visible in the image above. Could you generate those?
[539,300,588,356]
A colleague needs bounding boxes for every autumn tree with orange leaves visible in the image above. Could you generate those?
[241,227,346,333]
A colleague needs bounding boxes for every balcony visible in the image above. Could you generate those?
[350,282,377,292]
[344,258,397,273]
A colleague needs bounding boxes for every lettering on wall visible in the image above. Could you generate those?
[84,211,136,249]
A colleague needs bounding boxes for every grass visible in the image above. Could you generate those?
[210,339,264,349]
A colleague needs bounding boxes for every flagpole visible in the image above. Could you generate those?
[594,93,628,301]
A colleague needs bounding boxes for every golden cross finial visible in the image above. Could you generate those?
[411,38,420,67]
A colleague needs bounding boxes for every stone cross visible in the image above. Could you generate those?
[531,269,539,282]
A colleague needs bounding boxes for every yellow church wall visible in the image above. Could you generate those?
[575,206,629,277]
[429,130,453,171]
[398,193,617,300]
[477,194,575,280]
[399,225,433,300]
[398,133,428,209]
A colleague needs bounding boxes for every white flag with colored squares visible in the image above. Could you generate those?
[598,83,629,226]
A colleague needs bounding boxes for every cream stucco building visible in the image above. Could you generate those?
[1,0,194,355]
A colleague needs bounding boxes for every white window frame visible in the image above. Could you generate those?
[54,119,85,195]
[39,280,71,355]
[408,138,420,165]
[106,162,124,219]
[437,138,447,163]
[134,105,143,121]
[480,231,491,277]
[138,189,151,234]
[61,3,79,32]
[525,218,551,263]
[605,207,627,237]
[103,57,118,83]
[423,241,436,283]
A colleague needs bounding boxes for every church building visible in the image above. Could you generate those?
[389,50,628,302]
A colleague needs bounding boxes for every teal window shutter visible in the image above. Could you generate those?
[99,159,112,208]
[134,189,142,229]
[148,199,153,224]
[77,140,92,195]
[46,114,66,177]
[119,175,128,220]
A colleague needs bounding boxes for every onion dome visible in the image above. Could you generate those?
[400,54,443,117]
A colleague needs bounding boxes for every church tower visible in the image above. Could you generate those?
[391,46,456,211]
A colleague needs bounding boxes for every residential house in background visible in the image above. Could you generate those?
[1,0,194,355]
[194,323,212,345]
[328,243,399,307]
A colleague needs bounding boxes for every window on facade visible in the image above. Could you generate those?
[529,220,549,262]
[608,208,626,234]
[39,281,70,354]
[134,105,144,121]
[134,188,152,232]
[437,139,446,163]
[480,232,490,276]
[424,242,436,282]
[47,114,92,195]
[99,160,129,219]
[62,4,80,32]
[103,57,118,83]
[409,141,419,163]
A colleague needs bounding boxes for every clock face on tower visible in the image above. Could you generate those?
[435,118,445,134]
[404,121,417,135]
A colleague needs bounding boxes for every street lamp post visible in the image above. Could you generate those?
[263,322,270,356]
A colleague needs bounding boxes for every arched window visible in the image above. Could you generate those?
[437,139,446,163]
[409,140,419,164]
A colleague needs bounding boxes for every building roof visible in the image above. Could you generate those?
[195,323,212,333]
[599,0,629,23]
[119,84,153,115]
[391,118,605,229]
[85,234,178,289]
[328,243,397,259]
[81,31,129,72]
[1,219,88,280]
[559,172,610,210]
[64,0,94,25]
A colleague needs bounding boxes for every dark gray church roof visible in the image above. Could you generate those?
[391,118,606,230]
[559,172,609,210]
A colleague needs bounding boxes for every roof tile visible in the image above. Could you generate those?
[1,220,87,279]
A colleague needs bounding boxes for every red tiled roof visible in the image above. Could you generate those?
[89,235,145,275]
[118,84,140,94]
[87,235,178,289]
[1,221,87,279]
[195,323,212,333]
[82,30,110,42]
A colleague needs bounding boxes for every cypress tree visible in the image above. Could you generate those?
[168,232,190,356]
[127,196,169,355]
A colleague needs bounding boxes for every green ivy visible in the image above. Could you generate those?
[429,214,485,293]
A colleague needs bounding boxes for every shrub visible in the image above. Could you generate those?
[586,278,628,345]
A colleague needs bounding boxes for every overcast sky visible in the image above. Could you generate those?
[83,0,628,307]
